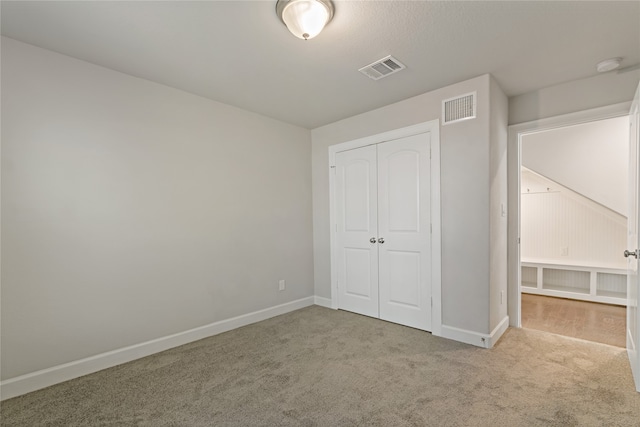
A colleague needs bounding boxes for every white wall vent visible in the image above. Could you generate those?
[442,92,477,125]
[359,55,406,80]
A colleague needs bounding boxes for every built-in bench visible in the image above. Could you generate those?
[521,259,627,306]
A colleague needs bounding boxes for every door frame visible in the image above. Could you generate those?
[627,84,640,392]
[328,119,442,335]
[507,102,632,327]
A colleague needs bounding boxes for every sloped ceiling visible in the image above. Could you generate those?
[2,1,639,129]
[522,116,629,216]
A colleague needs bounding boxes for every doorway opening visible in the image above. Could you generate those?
[507,102,633,348]
[519,116,628,347]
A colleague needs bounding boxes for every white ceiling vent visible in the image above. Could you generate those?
[359,55,406,80]
[442,92,476,125]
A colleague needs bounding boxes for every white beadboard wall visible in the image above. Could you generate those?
[520,169,626,269]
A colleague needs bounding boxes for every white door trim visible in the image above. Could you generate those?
[627,84,640,393]
[507,102,632,327]
[328,120,442,335]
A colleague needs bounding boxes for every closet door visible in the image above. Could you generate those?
[377,133,432,331]
[335,145,379,317]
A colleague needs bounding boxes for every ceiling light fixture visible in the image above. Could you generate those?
[596,57,622,73]
[276,0,334,40]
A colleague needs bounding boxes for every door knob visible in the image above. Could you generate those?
[378,238,385,244]
[370,237,377,244]
[624,249,639,258]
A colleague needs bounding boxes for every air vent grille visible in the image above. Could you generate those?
[442,92,477,125]
[359,55,406,80]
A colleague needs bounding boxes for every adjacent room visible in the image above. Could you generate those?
[2,1,640,425]
[519,117,629,347]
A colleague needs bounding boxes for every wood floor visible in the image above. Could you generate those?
[521,294,626,348]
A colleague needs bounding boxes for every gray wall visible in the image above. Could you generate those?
[312,74,507,335]
[509,69,640,125]
[489,77,509,331]
[1,38,314,380]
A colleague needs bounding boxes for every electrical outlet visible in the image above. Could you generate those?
[561,247,569,256]
[278,280,286,291]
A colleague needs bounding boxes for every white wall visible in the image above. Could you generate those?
[312,74,508,338]
[521,116,629,216]
[509,68,640,125]
[1,37,314,381]
[520,169,627,269]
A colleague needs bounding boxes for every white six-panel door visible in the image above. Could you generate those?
[335,132,432,331]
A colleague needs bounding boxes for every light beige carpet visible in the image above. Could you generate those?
[2,306,639,426]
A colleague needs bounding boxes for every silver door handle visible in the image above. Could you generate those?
[624,249,638,258]
[370,237,377,244]
[378,238,385,244]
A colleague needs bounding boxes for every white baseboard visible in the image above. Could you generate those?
[487,316,510,348]
[0,296,315,401]
[628,329,640,392]
[440,316,509,349]
[313,296,333,308]
[440,325,491,348]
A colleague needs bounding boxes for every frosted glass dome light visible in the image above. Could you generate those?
[276,0,334,40]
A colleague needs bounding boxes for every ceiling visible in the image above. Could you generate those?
[522,116,629,216]
[2,1,639,129]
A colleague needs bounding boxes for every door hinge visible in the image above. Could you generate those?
[430,223,432,234]
[517,237,521,244]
